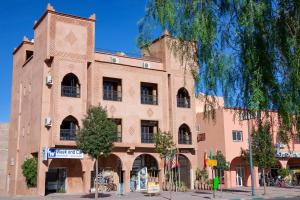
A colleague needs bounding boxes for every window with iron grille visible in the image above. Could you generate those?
[178,124,192,144]
[60,116,79,141]
[141,82,158,105]
[141,120,158,143]
[103,77,122,101]
[177,88,190,108]
[232,130,243,142]
[61,73,80,98]
[110,118,122,142]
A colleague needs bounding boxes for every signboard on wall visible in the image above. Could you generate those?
[276,151,300,158]
[42,147,48,161]
[47,148,83,159]
[147,182,160,194]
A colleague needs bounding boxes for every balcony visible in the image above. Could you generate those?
[177,97,190,108]
[61,86,80,98]
[60,129,77,141]
[178,138,192,144]
[103,89,122,101]
[141,94,158,105]
[141,133,154,143]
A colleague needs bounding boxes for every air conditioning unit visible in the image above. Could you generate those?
[46,75,53,86]
[143,62,151,69]
[45,117,52,128]
[111,56,119,63]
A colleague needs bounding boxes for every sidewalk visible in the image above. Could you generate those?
[0,186,299,199]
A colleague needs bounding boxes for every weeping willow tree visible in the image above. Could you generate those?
[138,0,300,144]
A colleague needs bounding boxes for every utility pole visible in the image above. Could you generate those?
[244,111,255,196]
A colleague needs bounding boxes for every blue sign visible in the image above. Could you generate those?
[48,148,83,159]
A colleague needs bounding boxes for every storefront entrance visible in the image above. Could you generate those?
[45,168,66,194]
[178,155,191,189]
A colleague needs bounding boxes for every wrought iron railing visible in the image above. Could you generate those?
[61,86,80,98]
[178,137,192,144]
[60,129,77,141]
[141,94,158,105]
[114,135,122,143]
[177,97,190,108]
[141,132,154,143]
[103,90,122,101]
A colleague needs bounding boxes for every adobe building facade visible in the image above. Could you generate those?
[0,123,9,195]
[7,5,198,196]
[196,98,300,189]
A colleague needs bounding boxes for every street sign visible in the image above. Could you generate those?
[207,159,217,167]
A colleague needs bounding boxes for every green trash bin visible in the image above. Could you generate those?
[213,177,219,190]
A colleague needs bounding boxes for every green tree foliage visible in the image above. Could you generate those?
[278,167,290,179]
[252,121,276,194]
[154,130,175,158]
[139,0,300,142]
[213,150,230,173]
[76,106,117,199]
[21,157,37,187]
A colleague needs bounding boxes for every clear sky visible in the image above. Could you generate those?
[0,0,156,123]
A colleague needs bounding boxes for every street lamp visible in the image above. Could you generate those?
[241,111,256,196]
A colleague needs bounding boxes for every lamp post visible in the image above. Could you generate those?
[242,111,255,196]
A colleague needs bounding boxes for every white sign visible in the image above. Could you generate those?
[276,151,300,158]
[42,147,48,161]
[48,148,83,159]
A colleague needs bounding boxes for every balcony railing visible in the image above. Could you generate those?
[114,135,122,143]
[178,138,192,144]
[141,94,158,105]
[103,90,122,101]
[177,97,190,108]
[60,129,77,141]
[61,86,80,98]
[141,132,154,143]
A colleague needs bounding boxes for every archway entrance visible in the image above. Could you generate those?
[45,159,83,194]
[230,157,250,187]
[130,154,158,191]
[91,154,122,192]
[287,158,300,185]
[177,154,191,189]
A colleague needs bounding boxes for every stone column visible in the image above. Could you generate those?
[123,170,131,193]
[253,167,259,188]
[224,171,231,189]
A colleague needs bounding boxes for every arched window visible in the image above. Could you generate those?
[178,124,192,144]
[61,73,80,97]
[177,88,190,108]
[60,115,79,141]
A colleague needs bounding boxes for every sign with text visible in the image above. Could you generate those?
[276,151,300,158]
[147,182,160,194]
[207,159,217,167]
[48,148,83,159]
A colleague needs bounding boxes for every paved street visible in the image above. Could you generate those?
[1,187,300,200]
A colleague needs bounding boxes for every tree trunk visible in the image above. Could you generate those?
[95,157,99,199]
[262,168,266,195]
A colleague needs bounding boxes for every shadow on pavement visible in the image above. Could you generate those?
[222,188,249,193]
[81,193,111,198]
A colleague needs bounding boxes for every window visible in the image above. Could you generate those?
[177,88,190,108]
[178,124,192,144]
[232,131,243,142]
[103,77,122,101]
[25,50,33,60]
[61,73,80,98]
[111,119,122,142]
[60,116,79,141]
[141,82,158,105]
[141,120,158,143]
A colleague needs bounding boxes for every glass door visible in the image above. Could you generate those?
[236,167,244,187]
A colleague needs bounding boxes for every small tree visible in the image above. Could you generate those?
[21,157,37,187]
[154,130,176,199]
[213,151,229,191]
[76,106,117,199]
[252,121,276,195]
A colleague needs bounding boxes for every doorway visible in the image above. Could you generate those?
[45,168,66,194]
[236,167,244,187]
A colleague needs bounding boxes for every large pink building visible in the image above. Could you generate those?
[7,5,198,196]
[8,4,300,197]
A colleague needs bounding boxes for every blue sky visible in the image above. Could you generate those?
[0,0,156,122]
